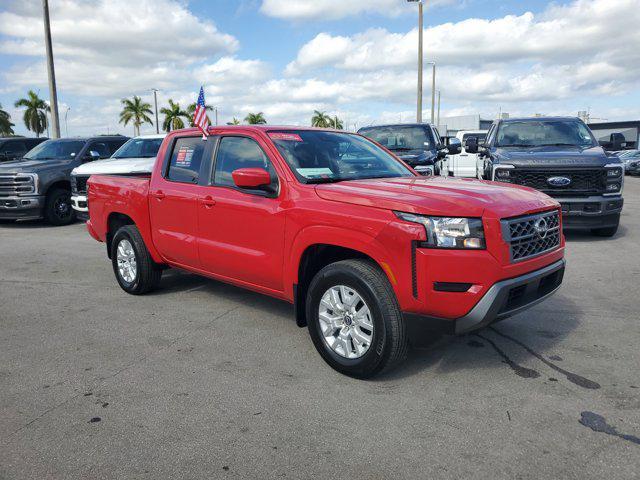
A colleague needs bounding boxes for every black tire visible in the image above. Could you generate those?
[44,188,76,226]
[305,259,408,378]
[592,223,619,237]
[111,225,162,295]
[0,219,16,224]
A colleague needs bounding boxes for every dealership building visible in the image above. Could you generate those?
[587,120,639,150]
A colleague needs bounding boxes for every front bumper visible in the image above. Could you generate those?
[0,195,44,220]
[403,259,565,336]
[71,194,89,220]
[558,195,623,229]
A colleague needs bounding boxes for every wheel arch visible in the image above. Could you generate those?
[288,227,398,328]
[105,211,163,263]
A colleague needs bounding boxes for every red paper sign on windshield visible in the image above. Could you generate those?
[268,132,303,142]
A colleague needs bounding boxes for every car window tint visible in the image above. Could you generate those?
[213,136,275,187]
[167,137,205,183]
[88,142,111,158]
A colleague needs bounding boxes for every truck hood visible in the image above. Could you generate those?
[315,176,558,218]
[72,156,155,176]
[0,158,71,173]
[495,145,616,168]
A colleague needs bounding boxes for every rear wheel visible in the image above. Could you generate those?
[44,188,76,226]
[111,225,162,294]
[306,259,408,378]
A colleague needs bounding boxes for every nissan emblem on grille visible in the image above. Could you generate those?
[547,176,571,187]
[534,217,549,238]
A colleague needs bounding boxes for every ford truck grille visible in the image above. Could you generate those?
[508,169,605,196]
[71,175,88,195]
[502,210,561,262]
[0,173,36,196]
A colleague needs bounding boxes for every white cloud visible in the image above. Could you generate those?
[260,0,456,21]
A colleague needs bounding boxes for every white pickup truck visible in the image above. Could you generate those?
[71,134,165,219]
[446,130,487,178]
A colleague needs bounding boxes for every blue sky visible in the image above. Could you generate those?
[1,0,638,137]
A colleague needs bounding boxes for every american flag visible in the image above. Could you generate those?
[193,86,209,139]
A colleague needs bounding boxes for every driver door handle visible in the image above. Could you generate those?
[200,195,216,208]
[151,190,165,200]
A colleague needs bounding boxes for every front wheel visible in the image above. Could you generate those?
[111,225,162,294]
[44,188,76,226]
[305,259,408,378]
[592,223,619,237]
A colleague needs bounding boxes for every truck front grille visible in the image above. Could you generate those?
[71,175,88,195]
[0,173,36,196]
[502,210,561,262]
[509,169,605,195]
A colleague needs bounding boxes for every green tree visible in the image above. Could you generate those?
[161,100,190,132]
[226,117,241,125]
[14,90,49,137]
[119,96,153,136]
[330,116,344,130]
[244,112,266,125]
[187,102,213,127]
[311,110,331,128]
[0,103,15,136]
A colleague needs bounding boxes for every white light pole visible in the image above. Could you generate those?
[64,106,70,137]
[151,88,159,133]
[427,61,436,124]
[407,0,423,123]
[436,90,441,127]
[42,0,60,138]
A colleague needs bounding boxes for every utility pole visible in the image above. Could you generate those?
[407,1,423,123]
[151,88,159,133]
[42,0,60,138]
[428,61,436,124]
[64,106,70,137]
[437,90,441,127]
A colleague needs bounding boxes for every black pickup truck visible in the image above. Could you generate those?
[467,117,624,236]
[0,135,128,225]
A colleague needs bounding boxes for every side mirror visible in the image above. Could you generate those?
[465,136,479,154]
[232,168,272,189]
[610,133,625,151]
[447,138,462,155]
[85,150,101,162]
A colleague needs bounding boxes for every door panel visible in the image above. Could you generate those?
[197,135,285,291]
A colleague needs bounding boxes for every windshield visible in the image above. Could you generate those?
[23,140,85,160]
[113,137,163,159]
[359,126,433,151]
[269,130,414,183]
[496,120,596,148]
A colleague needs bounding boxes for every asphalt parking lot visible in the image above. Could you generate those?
[1,180,639,480]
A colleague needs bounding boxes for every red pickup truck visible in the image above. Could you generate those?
[86,126,565,378]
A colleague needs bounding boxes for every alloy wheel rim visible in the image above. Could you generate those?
[116,239,137,283]
[318,285,374,359]
[54,195,71,219]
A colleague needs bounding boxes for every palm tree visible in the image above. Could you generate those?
[244,112,266,125]
[119,96,153,136]
[187,102,213,127]
[226,117,241,126]
[0,103,15,136]
[311,110,331,128]
[14,90,49,137]
[160,99,190,132]
[330,116,344,130]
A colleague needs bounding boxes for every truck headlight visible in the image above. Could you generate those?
[492,165,515,182]
[604,164,624,195]
[395,212,486,249]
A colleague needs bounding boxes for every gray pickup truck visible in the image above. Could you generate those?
[0,135,128,225]
[467,117,624,236]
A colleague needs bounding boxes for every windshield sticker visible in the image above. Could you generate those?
[297,167,333,177]
[176,146,194,167]
[269,132,303,142]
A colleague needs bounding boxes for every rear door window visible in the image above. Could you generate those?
[87,141,111,158]
[166,136,206,184]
